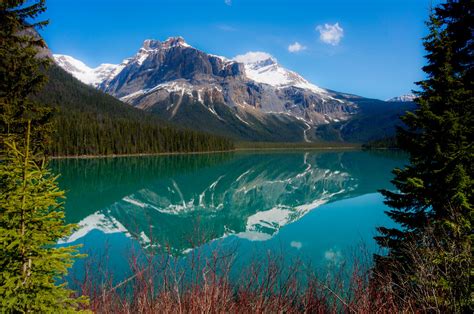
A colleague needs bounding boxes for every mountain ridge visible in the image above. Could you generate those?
[54,36,413,143]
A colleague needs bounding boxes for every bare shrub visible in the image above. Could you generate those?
[71,240,427,313]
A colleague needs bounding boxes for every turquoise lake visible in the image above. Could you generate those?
[51,150,406,283]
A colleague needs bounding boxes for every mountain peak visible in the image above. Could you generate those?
[233,51,326,95]
[142,39,161,50]
[142,36,191,51]
[164,36,189,47]
[134,37,191,66]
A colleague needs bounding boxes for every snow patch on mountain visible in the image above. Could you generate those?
[53,54,122,87]
[234,51,327,95]
[386,94,416,102]
[119,80,196,102]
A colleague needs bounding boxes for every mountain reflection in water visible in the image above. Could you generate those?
[52,151,405,255]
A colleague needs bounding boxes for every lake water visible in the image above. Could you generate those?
[51,150,405,284]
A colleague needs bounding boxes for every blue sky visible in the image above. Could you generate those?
[40,0,434,100]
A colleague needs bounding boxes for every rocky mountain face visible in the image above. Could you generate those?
[54,37,409,142]
[102,38,245,96]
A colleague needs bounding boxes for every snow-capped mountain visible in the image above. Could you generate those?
[386,94,416,102]
[53,54,123,87]
[54,37,359,141]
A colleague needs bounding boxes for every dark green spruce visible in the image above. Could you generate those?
[1,0,86,312]
[375,0,473,312]
[0,0,53,155]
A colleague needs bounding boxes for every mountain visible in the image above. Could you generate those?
[54,37,411,143]
[20,29,233,156]
[386,94,416,102]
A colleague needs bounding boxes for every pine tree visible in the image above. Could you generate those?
[0,0,54,156]
[0,123,86,312]
[375,0,473,311]
[1,1,86,311]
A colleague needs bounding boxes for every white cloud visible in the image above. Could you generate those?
[288,42,307,53]
[234,51,274,64]
[224,0,232,6]
[316,23,344,46]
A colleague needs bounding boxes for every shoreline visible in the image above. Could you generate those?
[51,145,362,159]
[50,149,235,160]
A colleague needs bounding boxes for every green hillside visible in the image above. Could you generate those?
[34,65,234,156]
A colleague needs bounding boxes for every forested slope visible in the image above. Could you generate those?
[315,95,416,143]
[34,65,234,156]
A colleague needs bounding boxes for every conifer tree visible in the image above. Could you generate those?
[1,0,53,155]
[0,123,86,312]
[1,0,86,311]
[375,0,473,311]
